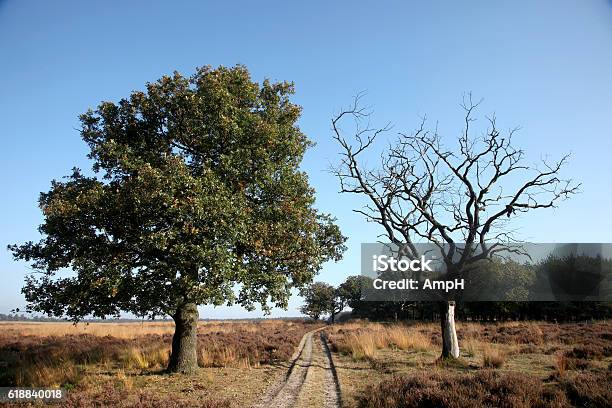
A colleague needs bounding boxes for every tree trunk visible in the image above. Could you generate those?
[168,302,199,374]
[440,300,460,359]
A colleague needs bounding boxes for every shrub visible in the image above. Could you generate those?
[326,323,431,358]
[15,361,82,388]
[565,344,608,360]
[463,338,478,357]
[386,326,411,350]
[404,330,431,351]
[0,320,320,386]
[356,371,569,408]
[58,382,232,408]
[482,344,506,368]
[558,372,612,408]
[346,332,377,360]
[123,347,148,370]
[555,353,568,376]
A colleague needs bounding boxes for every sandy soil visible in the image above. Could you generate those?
[254,328,341,408]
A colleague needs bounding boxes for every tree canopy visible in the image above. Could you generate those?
[9,65,346,322]
[300,282,336,321]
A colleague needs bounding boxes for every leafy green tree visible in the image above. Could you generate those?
[301,277,372,323]
[461,259,535,321]
[9,66,346,373]
[300,282,336,320]
[337,275,372,316]
[464,259,535,301]
[330,287,347,324]
[537,253,611,300]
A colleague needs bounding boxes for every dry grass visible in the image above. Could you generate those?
[0,321,177,338]
[555,353,568,376]
[3,319,610,407]
[482,343,507,368]
[14,361,82,388]
[326,320,611,408]
[405,331,431,351]
[456,321,611,349]
[326,322,432,360]
[385,326,411,350]
[346,332,378,360]
[356,370,572,408]
[0,319,321,387]
[385,326,430,351]
[463,337,479,357]
[0,319,296,338]
[122,346,170,370]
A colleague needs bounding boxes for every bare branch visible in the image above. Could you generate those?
[331,95,580,270]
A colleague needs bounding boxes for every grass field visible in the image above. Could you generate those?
[0,321,179,338]
[324,321,612,408]
[0,319,322,407]
[0,320,610,407]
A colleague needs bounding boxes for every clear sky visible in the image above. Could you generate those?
[1,0,611,318]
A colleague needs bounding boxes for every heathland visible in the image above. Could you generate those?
[324,320,611,407]
[0,319,610,407]
[0,319,322,407]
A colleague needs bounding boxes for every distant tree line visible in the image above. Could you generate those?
[302,255,612,323]
[346,300,612,323]
[0,313,66,322]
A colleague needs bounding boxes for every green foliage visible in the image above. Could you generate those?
[464,258,536,301]
[300,282,336,320]
[339,264,612,321]
[536,254,612,299]
[337,275,371,310]
[9,65,346,321]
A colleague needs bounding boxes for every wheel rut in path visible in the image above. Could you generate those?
[253,328,341,408]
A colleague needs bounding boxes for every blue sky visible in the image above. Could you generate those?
[1,0,611,318]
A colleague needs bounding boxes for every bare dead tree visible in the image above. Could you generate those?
[331,93,580,358]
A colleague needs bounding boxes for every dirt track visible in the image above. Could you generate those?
[253,328,341,408]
